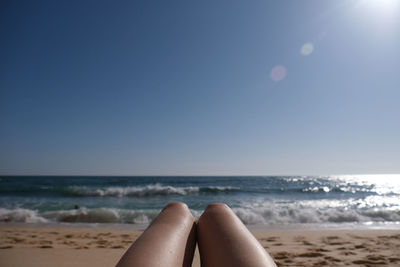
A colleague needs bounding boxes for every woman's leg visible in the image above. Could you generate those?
[116,202,196,267]
[197,203,276,267]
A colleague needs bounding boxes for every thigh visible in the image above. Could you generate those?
[197,203,276,267]
[116,202,196,267]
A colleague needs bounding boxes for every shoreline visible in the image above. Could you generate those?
[2,220,400,231]
[1,223,400,266]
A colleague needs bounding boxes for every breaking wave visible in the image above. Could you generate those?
[0,208,48,223]
[0,207,158,224]
[233,206,400,225]
[1,205,400,225]
[68,184,238,197]
[233,197,400,225]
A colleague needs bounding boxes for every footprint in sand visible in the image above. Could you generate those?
[322,237,350,246]
[261,237,278,242]
[39,245,53,248]
[367,255,386,261]
[309,248,329,253]
[354,244,367,249]
[96,240,110,246]
[294,236,315,246]
[323,256,341,263]
[297,252,324,257]
[339,251,356,256]
[99,232,111,236]
[326,236,339,240]
[389,257,400,263]
[48,231,59,235]
[111,245,125,249]
[302,240,315,246]
[0,245,14,249]
[352,259,386,265]
[271,251,292,260]
[75,246,89,249]
[11,237,25,243]
[63,240,78,247]
[314,260,329,266]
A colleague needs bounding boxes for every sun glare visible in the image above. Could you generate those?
[361,0,400,14]
[353,0,400,32]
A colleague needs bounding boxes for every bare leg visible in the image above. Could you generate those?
[116,202,196,267]
[197,203,276,267]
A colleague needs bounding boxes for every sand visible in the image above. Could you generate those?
[0,224,399,266]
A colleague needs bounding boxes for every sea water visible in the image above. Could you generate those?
[1,175,399,228]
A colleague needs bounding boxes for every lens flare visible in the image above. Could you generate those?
[270,65,287,82]
[300,43,314,56]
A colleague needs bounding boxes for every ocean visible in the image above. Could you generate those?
[1,175,399,228]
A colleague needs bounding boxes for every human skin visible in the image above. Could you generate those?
[116,202,196,267]
[197,203,277,267]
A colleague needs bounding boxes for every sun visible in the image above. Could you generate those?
[362,0,400,14]
[354,0,400,26]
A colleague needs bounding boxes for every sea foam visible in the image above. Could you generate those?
[68,184,238,197]
[0,208,48,223]
[1,205,399,225]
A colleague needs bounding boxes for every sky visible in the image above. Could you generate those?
[1,0,399,175]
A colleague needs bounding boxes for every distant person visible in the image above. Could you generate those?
[116,202,276,267]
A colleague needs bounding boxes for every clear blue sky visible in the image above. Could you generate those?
[1,0,399,175]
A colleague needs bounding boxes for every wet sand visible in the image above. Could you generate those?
[0,224,399,266]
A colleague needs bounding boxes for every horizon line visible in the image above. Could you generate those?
[1,173,399,177]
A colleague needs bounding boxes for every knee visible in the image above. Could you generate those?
[163,202,193,218]
[164,201,189,210]
[198,203,231,224]
[204,202,230,211]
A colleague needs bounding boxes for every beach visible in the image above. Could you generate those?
[1,175,400,266]
[1,224,399,267]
